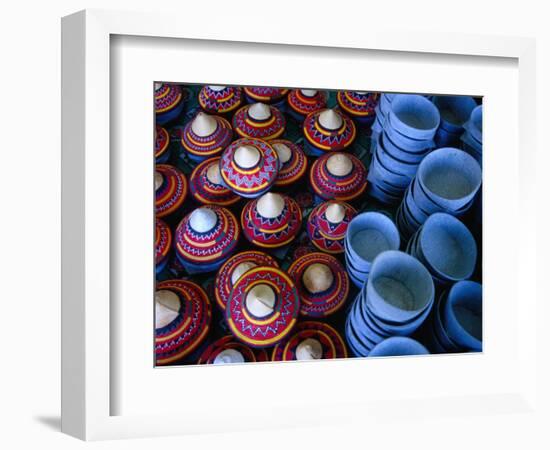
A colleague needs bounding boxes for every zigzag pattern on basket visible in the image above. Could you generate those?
[229,272,297,338]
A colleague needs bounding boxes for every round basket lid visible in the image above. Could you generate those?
[287,89,327,117]
[241,194,302,248]
[175,206,240,265]
[306,201,357,254]
[303,108,356,152]
[155,125,170,160]
[244,86,289,104]
[155,83,185,114]
[309,153,368,201]
[288,252,349,317]
[155,218,172,266]
[155,164,188,218]
[214,250,279,311]
[232,103,286,141]
[271,321,348,361]
[198,85,242,114]
[270,139,308,187]
[226,266,300,348]
[336,91,379,118]
[197,335,269,364]
[181,113,233,159]
[189,157,240,206]
[219,138,279,198]
[155,279,212,365]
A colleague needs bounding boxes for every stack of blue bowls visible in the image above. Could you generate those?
[432,95,477,148]
[368,336,429,357]
[371,93,395,141]
[344,212,400,289]
[461,105,483,166]
[396,146,482,241]
[406,213,477,287]
[422,280,482,353]
[368,94,440,205]
[345,250,435,357]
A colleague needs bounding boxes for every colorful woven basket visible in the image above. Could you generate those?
[189,157,240,206]
[337,91,380,124]
[197,335,269,364]
[271,321,348,361]
[309,153,368,201]
[155,83,187,125]
[226,266,300,348]
[232,103,286,141]
[306,201,357,254]
[270,139,308,188]
[198,85,243,114]
[174,206,240,271]
[214,250,279,311]
[180,112,233,162]
[155,125,171,163]
[219,138,279,198]
[155,218,172,274]
[155,279,212,365]
[303,108,356,154]
[287,89,327,121]
[288,252,350,317]
[155,164,188,218]
[244,86,289,107]
[241,194,303,248]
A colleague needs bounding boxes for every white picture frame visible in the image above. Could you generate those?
[61,8,539,442]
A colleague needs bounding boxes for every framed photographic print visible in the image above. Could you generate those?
[62,8,539,442]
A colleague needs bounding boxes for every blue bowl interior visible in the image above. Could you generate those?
[347,212,400,263]
[419,213,477,281]
[389,94,440,137]
[433,95,476,130]
[446,281,482,342]
[367,250,434,316]
[417,147,482,204]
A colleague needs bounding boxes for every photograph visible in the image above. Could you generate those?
[154,84,483,366]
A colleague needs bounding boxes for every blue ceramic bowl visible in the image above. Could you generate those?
[345,212,401,270]
[433,95,477,134]
[381,131,431,164]
[434,126,461,148]
[369,150,412,188]
[368,337,429,357]
[416,147,482,211]
[388,94,440,140]
[366,250,434,323]
[433,291,463,353]
[385,117,435,152]
[351,301,389,345]
[346,316,375,356]
[465,105,483,143]
[418,213,477,282]
[443,281,482,351]
[375,137,424,178]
